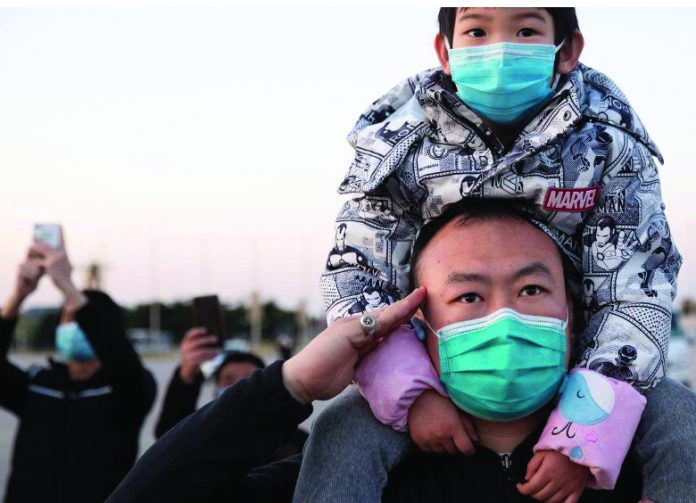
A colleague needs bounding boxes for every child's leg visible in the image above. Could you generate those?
[292,386,411,503]
[630,378,696,502]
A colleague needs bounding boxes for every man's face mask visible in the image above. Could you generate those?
[448,40,564,125]
[426,308,568,422]
[55,322,96,362]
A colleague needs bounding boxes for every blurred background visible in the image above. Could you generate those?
[0,6,695,494]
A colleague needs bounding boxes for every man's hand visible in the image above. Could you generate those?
[179,328,220,384]
[15,259,43,300]
[282,287,426,404]
[1,258,44,319]
[408,389,477,455]
[517,450,590,503]
[30,241,86,312]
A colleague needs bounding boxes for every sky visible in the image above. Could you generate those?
[0,7,694,315]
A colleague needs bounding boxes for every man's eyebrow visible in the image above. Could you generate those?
[510,11,548,24]
[446,271,490,285]
[512,262,553,282]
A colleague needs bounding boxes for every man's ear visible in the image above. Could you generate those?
[434,34,451,75]
[557,30,584,75]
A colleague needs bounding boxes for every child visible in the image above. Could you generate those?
[299,7,683,503]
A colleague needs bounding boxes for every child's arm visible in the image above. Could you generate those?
[517,450,590,503]
[354,325,446,431]
[536,134,679,489]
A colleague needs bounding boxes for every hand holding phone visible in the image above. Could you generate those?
[192,295,225,348]
[33,224,63,249]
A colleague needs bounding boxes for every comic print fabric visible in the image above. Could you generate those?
[321,64,681,392]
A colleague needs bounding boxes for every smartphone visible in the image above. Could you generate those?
[192,295,225,347]
[33,224,62,249]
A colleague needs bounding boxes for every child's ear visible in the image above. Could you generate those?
[434,34,451,75]
[557,31,585,75]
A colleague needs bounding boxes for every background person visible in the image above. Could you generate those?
[154,328,307,460]
[0,234,156,503]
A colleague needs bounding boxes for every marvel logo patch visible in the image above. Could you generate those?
[543,186,599,212]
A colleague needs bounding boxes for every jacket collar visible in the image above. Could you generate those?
[415,64,662,162]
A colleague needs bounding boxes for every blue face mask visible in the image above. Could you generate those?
[426,308,568,422]
[448,41,563,126]
[55,322,96,362]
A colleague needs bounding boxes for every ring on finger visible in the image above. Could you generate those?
[359,314,378,337]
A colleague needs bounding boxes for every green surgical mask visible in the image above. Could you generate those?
[428,308,568,422]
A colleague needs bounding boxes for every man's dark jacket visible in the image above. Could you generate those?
[107,361,639,502]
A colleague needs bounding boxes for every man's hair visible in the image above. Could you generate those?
[213,351,265,382]
[438,8,579,46]
[409,199,578,293]
[336,223,348,233]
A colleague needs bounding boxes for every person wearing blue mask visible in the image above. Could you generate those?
[313,7,682,503]
[106,200,667,503]
[0,232,156,503]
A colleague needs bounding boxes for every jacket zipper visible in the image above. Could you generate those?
[499,453,515,481]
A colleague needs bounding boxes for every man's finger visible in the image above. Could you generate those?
[373,287,426,338]
[183,328,208,342]
[189,336,219,349]
[30,242,53,257]
[190,349,219,363]
[452,428,475,456]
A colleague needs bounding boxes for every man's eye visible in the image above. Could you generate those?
[517,28,538,37]
[520,285,545,297]
[459,293,482,303]
[466,29,486,38]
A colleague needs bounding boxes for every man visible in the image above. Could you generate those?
[0,236,156,503]
[108,202,694,502]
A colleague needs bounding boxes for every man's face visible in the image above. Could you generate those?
[363,290,383,308]
[451,7,555,49]
[596,226,612,247]
[416,217,571,373]
[216,361,260,391]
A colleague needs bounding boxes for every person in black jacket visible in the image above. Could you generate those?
[107,202,652,503]
[0,236,156,503]
[154,330,307,459]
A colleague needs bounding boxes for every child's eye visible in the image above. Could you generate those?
[465,29,486,38]
[459,292,483,304]
[517,28,538,38]
[520,285,546,297]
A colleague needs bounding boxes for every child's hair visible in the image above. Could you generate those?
[437,7,580,46]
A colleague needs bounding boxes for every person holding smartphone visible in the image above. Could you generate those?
[0,228,156,503]
[154,329,307,461]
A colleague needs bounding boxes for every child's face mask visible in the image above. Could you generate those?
[447,41,564,126]
[425,307,568,422]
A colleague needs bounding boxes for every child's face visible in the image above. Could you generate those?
[450,7,555,49]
